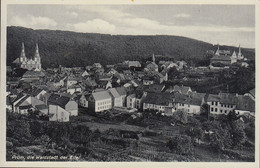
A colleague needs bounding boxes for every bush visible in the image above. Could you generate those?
[167,135,193,155]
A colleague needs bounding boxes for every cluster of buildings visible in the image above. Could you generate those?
[6,43,255,122]
[210,44,249,68]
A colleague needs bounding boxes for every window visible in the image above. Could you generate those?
[215,102,218,106]
[211,107,214,111]
[215,108,217,112]
[211,102,214,105]
[225,110,227,113]
[220,110,222,113]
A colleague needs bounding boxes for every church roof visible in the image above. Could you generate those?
[211,55,231,61]
[12,58,20,64]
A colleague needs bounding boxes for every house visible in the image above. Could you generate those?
[98,74,112,81]
[142,76,154,85]
[234,95,255,116]
[206,93,237,115]
[92,67,104,75]
[67,85,82,94]
[165,85,192,95]
[106,68,118,75]
[127,94,136,109]
[159,61,178,71]
[53,76,66,87]
[97,80,112,90]
[108,88,123,107]
[245,88,255,101]
[6,96,12,111]
[126,90,147,110]
[81,70,90,77]
[21,70,45,82]
[85,77,97,88]
[35,104,48,115]
[152,71,165,84]
[79,93,89,108]
[113,73,126,84]
[48,94,78,116]
[66,76,78,87]
[146,62,159,72]
[141,84,165,93]
[49,104,70,122]
[12,93,46,114]
[143,92,173,112]
[88,90,112,112]
[93,63,102,68]
[27,88,47,100]
[124,61,141,68]
[173,92,206,115]
[115,87,127,106]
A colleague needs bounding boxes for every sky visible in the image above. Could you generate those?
[7,5,255,48]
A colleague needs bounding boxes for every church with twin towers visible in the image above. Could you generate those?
[13,42,42,71]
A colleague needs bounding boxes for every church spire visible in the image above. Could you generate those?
[238,44,241,54]
[152,53,155,62]
[20,42,26,58]
[34,43,40,58]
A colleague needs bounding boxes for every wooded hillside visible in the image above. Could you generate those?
[7,26,255,68]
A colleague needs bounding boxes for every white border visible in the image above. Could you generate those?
[1,0,259,167]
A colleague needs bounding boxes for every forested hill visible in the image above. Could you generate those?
[7,26,255,68]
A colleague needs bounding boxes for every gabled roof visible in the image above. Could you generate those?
[211,55,231,61]
[219,93,237,105]
[206,94,220,102]
[22,71,45,78]
[143,92,173,106]
[236,95,255,112]
[249,88,255,98]
[48,94,71,108]
[12,58,20,64]
[143,84,165,93]
[35,104,48,110]
[108,88,121,99]
[15,95,30,107]
[27,88,45,97]
[115,87,127,96]
[92,90,111,101]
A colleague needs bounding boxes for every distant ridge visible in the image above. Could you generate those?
[7,26,255,68]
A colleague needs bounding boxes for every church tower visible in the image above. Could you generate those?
[237,44,244,60]
[20,42,27,63]
[215,43,220,56]
[34,43,41,70]
[152,53,155,62]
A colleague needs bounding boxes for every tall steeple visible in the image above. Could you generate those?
[152,53,155,63]
[215,43,220,56]
[34,43,40,58]
[20,42,27,63]
[238,44,241,55]
[20,42,26,58]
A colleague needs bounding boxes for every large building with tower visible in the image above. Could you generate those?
[210,44,245,66]
[13,42,42,71]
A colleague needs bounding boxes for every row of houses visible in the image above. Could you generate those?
[7,87,79,122]
[78,83,255,117]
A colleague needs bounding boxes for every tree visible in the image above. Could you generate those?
[173,110,188,124]
[167,135,193,155]
[230,120,246,148]
[185,127,204,145]
[7,120,32,146]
